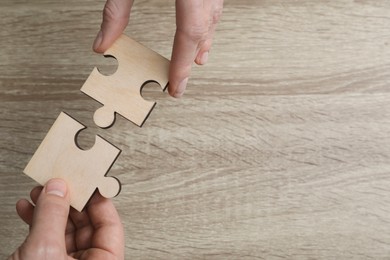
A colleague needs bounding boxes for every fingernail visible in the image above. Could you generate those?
[93,30,103,51]
[200,51,209,65]
[45,179,67,198]
[174,78,188,98]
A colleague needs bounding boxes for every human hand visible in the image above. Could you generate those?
[9,179,124,260]
[93,0,224,98]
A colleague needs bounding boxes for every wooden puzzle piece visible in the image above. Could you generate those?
[24,112,121,212]
[81,34,170,128]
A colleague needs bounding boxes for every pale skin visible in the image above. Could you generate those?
[93,0,224,98]
[9,179,124,260]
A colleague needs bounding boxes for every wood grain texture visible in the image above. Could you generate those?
[1,0,390,259]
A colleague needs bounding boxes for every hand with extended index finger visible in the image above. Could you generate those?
[169,0,223,97]
[93,0,223,98]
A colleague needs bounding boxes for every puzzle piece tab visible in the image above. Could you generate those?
[81,34,170,128]
[24,112,121,212]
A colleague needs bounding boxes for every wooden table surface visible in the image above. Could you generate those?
[1,0,390,258]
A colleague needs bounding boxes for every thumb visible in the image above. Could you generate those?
[93,0,134,53]
[29,179,70,244]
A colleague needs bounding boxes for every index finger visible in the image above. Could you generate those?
[168,0,206,97]
[87,192,124,259]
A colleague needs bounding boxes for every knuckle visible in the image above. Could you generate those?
[180,23,208,42]
[103,0,128,24]
[103,1,117,22]
[190,25,208,41]
[23,240,65,259]
[212,7,223,24]
[40,197,69,219]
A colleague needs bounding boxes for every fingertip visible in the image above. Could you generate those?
[196,38,213,65]
[168,77,188,98]
[93,30,104,53]
[195,51,209,65]
[92,29,122,53]
[30,186,43,204]
[168,84,176,97]
[16,199,31,214]
[44,178,68,199]
[16,199,34,226]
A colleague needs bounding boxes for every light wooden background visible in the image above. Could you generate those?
[1,0,390,259]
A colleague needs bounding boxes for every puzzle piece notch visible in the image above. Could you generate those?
[81,34,170,128]
[24,112,121,212]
